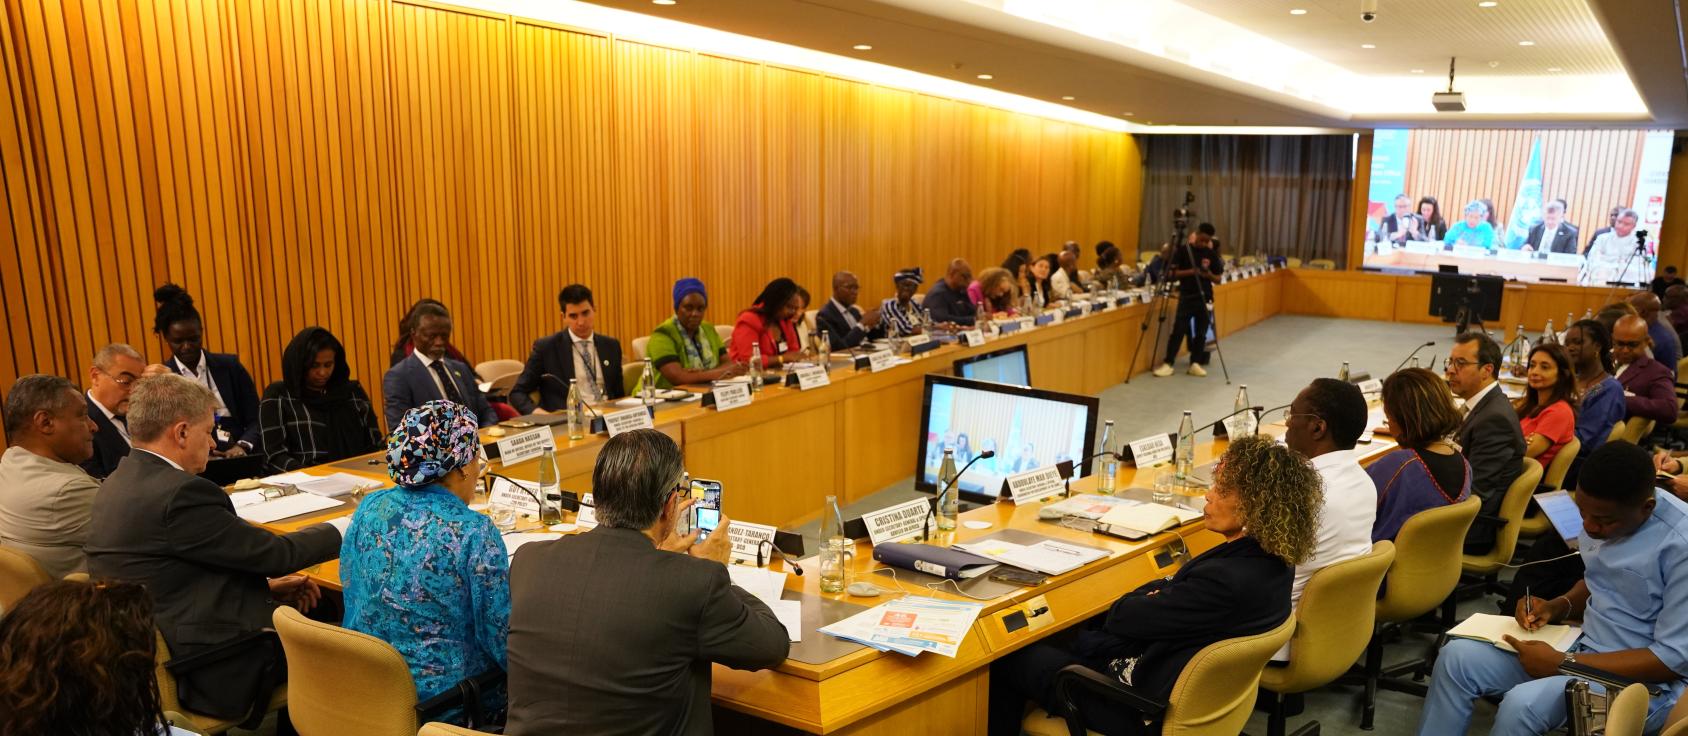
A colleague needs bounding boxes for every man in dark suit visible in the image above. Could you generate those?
[1375,194,1420,246]
[81,343,146,478]
[1523,199,1579,254]
[382,302,498,429]
[86,374,344,724]
[509,284,625,414]
[814,270,885,350]
[1446,331,1525,553]
[924,258,976,327]
[505,429,789,735]
[1612,315,1679,425]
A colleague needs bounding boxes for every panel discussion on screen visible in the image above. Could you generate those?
[7,2,1688,736]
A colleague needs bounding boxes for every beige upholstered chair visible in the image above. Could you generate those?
[1600,683,1653,736]
[1464,457,1544,584]
[155,630,288,735]
[1021,615,1297,736]
[1621,418,1655,446]
[714,324,734,343]
[1519,436,1580,538]
[621,363,644,397]
[1259,542,1396,734]
[1607,419,1628,445]
[0,546,51,613]
[272,606,419,736]
[1286,257,1303,268]
[1308,259,1336,270]
[631,336,651,361]
[419,723,499,736]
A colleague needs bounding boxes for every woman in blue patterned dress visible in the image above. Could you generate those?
[341,400,509,724]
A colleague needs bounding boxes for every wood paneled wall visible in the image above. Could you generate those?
[0,0,1142,444]
[1403,129,1646,231]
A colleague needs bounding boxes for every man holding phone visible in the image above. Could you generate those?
[505,429,789,735]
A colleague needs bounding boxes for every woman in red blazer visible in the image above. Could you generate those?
[729,278,806,367]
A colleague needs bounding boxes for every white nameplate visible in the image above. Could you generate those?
[862,497,932,546]
[1546,252,1584,268]
[961,329,986,347]
[712,381,751,411]
[577,492,597,528]
[495,426,556,468]
[727,520,779,564]
[1358,377,1384,398]
[794,364,831,389]
[905,334,932,348]
[1050,310,1065,324]
[603,407,654,437]
[489,476,541,516]
[1006,465,1067,505]
[868,350,897,373]
[1452,244,1490,260]
[1019,317,1035,330]
[1404,241,1440,255]
[1221,411,1257,440]
[1495,249,1530,263]
[1103,300,1119,312]
[1129,434,1174,467]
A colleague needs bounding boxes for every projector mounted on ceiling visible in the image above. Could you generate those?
[1434,57,1466,112]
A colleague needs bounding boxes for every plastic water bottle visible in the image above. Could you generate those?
[641,358,656,407]
[1338,362,1351,382]
[1098,420,1118,495]
[565,378,585,441]
[818,329,831,368]
[976,301,989,328]
[537,446,562,526]
[748,344,764,394]
[819,495,849,593]
[1234,385,1253,437]
[1175,411,1195,482]
[1540,318,1557,345]
[936,448,958,532]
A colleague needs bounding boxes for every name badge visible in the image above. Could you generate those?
[868,350,897,373]
[1129,434,1174,467]
[604,407,654,437]
[905,334,932,348]
[862,498,933,546]
[961,329,986,347]
[727,520,779,564]
[711,381,751,411]
[495,426,556,468]
[1006,465,1066,505]
[794,364,831,390]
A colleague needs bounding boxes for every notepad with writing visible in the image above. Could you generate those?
[1446,613,1581,653]
[1096,502,1202,535]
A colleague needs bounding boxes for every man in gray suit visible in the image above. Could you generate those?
[1446,331,1526,554]
[87,374,345,724]
[506,429,790,735]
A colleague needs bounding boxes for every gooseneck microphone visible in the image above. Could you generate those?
[1200,405,1267,437]
[924,450,996,538]
[1394,341,1438,373]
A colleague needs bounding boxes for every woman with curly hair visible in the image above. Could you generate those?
[0,579,193,736]
[988,435,1321,736]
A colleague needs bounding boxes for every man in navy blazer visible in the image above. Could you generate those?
[81,343,146,478]
[1523,199,1580,254]
[510,284,625,415]
[381,303,497,429]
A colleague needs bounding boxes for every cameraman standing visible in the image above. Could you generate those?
[1152,222,1223,378]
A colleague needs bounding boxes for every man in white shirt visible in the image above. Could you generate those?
[0,375,99,578]
[1580,209,1646,286]
[1278,377,1377,659]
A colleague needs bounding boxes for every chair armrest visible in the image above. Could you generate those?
[1051,664,1167,735]
[1559,660,1659,694]
[416,667,508,727]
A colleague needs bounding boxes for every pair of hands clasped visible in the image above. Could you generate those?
[655,494,733,564]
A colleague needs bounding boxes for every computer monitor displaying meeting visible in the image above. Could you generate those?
[1360,128,1674,285]
[953,345,1031,387]
[915,375,1099,501]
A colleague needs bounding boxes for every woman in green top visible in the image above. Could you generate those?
[640,278,746,391]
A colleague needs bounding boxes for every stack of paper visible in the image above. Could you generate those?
[1040,494,1135,521]
[501,532,558,558]
[952,538,1108,576]
[260,471,319,486]
[728,566,800,642]
[293,473,377,498]
[1447,613,1581,652]
[235,493,341,524]
[819,596,982,657]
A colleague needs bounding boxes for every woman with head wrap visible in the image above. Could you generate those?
[638,278,745,393]
[880,267,929,337]
[341,401,509,724]
[258,326,385,472]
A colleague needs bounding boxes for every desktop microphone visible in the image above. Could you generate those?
[1393,341,1438,373]
[541,373,603,419]
[485,472,564,525]
[924,450,996,539]
[771,546,805,576]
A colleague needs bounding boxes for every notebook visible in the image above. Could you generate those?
[1446,613,1581,653]
[1096,502,1202,535]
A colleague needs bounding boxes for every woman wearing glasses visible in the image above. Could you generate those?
[1562,319,1625,457]
[341,401,509,725]
[1367,368,1472,543]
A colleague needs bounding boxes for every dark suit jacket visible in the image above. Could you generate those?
[508,331,624,414]
[85,450,341,719]
[1618,355,1679,425]
[1457,385,1526,517]
[505,526,789,735]
[80,393,130,479]
[382,354,498,429]
[814,299,885,350]
[166,352,261,451]
[922,280,975,327]
[1526,222,1580,254]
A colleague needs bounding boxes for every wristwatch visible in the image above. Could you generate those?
[1562,652,1578,667]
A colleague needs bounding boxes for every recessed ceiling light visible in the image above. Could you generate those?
[976,73,993,80]
[1518,40,1535,46]
[1360,43,1376,49]
[1547,67,1562,72]
[651,0,676,4]
[1061,95,1075,101]
[1122,112,1135,117]
[1289,8,1307,15]
[1478,1,1498,6]
[1410,69,1424,73]
[852,44,872,51]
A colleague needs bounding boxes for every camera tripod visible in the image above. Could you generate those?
[1126,195,1230,384]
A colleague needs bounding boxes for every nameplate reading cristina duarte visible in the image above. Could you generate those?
[603,407,654,437]
[862,498,933,546]
[1006,465,1066,505]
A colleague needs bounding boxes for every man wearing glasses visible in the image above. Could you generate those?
[82,343,146,478]
[1612,315,1679,426]
[1446,331,1525,554]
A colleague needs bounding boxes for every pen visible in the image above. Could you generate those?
[1525,586,1533,624]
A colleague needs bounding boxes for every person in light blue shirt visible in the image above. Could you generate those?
[342,400,510,725]
[1417,441,1688,736]
[1444,200,1497,250]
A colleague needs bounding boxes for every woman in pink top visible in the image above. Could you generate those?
[729,277,805,367]
[1514,343,1578,468]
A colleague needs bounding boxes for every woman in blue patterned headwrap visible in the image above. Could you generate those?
[635,277,746,393]
[340,400,508,724]
[880,267,928,337]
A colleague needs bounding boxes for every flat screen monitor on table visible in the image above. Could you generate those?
[953,345,1031,387]
[915,375,1098,502]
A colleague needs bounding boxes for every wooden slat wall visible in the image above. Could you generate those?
[1403,129,1646,232]
[0,0,1141,446]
